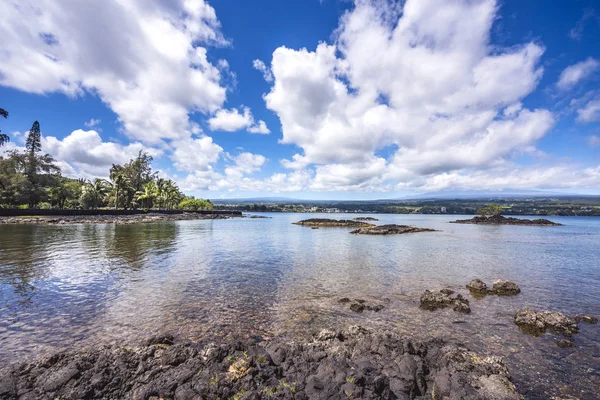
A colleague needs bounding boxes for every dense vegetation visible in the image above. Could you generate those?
[0,119,212,211]
[215,197,600,216]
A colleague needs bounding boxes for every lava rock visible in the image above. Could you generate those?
[0,327,523,400]
[514,308,579,337]
[350,224,436,235]
[491,280,521,296]
[574,315,598,324]
[466,279,488,294]
[420,290,471,314]
[556,340,576,348]
[450,214,563,226]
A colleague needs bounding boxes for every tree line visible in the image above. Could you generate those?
[0,114,212,211]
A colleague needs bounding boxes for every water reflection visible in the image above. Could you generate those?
[0,214,599,399]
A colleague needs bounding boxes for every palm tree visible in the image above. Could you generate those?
[83,179,109,209]
[110,173,129,209]
[135,181,157,209]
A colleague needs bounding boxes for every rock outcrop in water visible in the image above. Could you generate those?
[353,217,379,221]
[450,215,562,226]
[466,279,521,296]
[0,327,523,400]
[514,308,598,340]
[292,218,374,228]
[350,224,436,235]
[420,289,471,313]
[514,308,579,337]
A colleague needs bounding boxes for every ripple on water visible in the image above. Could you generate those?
[0,215,599,399]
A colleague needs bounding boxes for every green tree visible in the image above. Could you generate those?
[109,172,129,209]
[477,204,503,217]
[110,151,155,209]
[179,197,213,211]
[135,181,157,209]
[80,179,109,209]
[26,121,42,155]
[0,108,9,146]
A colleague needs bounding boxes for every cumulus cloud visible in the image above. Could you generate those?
[208,107,270,134]
[557,58,599,90]
[0,0,227,144]
[171,136,223,172]
[252,59,273,82]
[577,98,600,123]
[263,0,552,190]
[177,151,268,191]
[42,129,163,178]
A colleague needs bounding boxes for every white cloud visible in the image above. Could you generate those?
[577,98,600,123]
[0,0,227,144]
[177,151,267,191]
[208,107,270,134]
[248,120,271,134]
[264,0,551,190]
[42,129,163,178]
[84,118,101,129]
[171,136,223,172]
[557,58,599,90]
[252,59,273,82]
[588,135,600,147]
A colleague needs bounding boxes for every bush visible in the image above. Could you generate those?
[38,202,52,209]
[179,198,213,211]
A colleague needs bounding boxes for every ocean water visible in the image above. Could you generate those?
[0,213,599,399]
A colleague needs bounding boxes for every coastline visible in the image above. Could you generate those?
[0,326,522,400]
[0,212,241,225]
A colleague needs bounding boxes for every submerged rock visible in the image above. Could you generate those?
[574,315,598,324]
[0,327,523,400]
[466,279,488,294]
[342,298,385,313]
[491,280,521,296]
[350,224,437,235]
[292,218,374,228]
[514,308,579,337]
[420,290,471,313]
[466,279,521,296]
[450,214,562,226]
[556,340,576,348]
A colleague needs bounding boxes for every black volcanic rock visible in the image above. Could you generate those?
[293,218,374,228]
[450,214,562,226]
[0,327,523,400]
[420,290,471,314]
[350,224,436,235]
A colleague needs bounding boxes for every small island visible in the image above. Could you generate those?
[450,204,563,226]
[350,224,436,235]
[292,218,374,228]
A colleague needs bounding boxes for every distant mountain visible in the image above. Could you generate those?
[397,189,584,200]
[212,197,304,203]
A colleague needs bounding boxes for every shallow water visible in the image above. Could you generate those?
[0,213,599,399]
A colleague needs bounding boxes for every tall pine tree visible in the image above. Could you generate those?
[26,121,42,156]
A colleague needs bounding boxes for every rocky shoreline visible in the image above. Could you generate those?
[292,218,374,228]
[450,214,562,226]
[0,213,239,225]
[0,327,523,400]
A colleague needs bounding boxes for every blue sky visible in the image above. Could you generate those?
[1,0,600,200]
